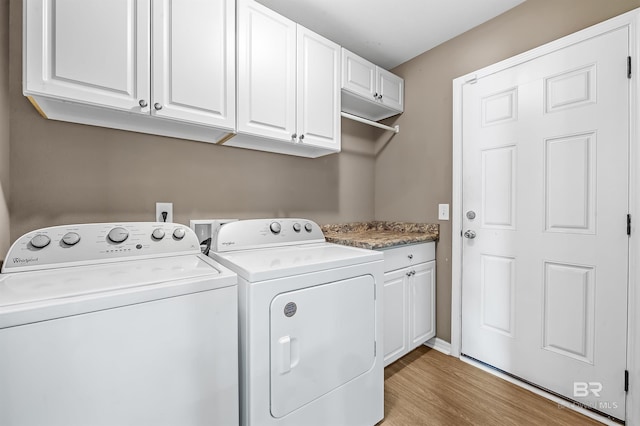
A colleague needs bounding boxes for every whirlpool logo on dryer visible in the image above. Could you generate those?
[12,257,39,264]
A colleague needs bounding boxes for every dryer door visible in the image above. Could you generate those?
[270,274,375,418]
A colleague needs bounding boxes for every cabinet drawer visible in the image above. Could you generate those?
[380,242,435,272]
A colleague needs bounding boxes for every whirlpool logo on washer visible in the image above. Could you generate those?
[12,257,39,264]
[221,241,235,246]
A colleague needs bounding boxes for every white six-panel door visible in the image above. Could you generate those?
[461,27,629,421]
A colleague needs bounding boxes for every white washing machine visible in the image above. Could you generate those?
[210,218,384,426]
[0,222,239,426]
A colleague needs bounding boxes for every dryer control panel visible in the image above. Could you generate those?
[2,222,200,273]
[214,219,325,252]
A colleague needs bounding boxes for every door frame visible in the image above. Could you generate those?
[452,9,640,424]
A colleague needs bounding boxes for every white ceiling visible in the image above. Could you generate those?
[256,0,526,69]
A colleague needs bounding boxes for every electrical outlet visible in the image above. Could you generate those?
[438,204,450,221]
[156,202,173,223]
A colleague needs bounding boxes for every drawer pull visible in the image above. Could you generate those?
[408,254,413,259]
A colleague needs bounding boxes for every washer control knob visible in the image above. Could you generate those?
[304,223,313,232]
[107,227,129,244]
[30,234,51,249]
[173,227,186,240]
[151,228,165,241]
[293,223,301,232]
[62,232,80,246]
[270,222,281,234]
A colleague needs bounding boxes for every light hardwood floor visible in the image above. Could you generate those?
[379,346,603,425]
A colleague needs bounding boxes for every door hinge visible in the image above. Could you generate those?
[625,369,629,392]
[628,214,632,236]
[628,56,632,79]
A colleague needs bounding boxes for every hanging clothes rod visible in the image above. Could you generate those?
[341,112,400,133]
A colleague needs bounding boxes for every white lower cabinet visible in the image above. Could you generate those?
[381,242,436,367]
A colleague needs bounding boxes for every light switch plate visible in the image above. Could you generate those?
[438,204,450,220]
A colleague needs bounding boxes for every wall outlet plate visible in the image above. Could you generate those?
[438,204,450,221]
[156,202,173,223]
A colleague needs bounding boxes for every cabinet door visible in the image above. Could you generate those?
[410,261,436,348]
[152,0,235,129]
[377,68,404,112]
[296,26,340,151]
[341,49,377,102]
[237,0,296,141]
[383,269,409,367]
[24,0,150,112]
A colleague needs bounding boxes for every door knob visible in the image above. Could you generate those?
[154,103,163,110]
[138,99,148,108]
[464,230,476,239]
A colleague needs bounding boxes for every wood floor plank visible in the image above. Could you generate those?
[378,346,604,425]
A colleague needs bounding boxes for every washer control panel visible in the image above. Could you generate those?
[2,222,200,273]
[214,218,325,252]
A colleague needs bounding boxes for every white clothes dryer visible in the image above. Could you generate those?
[210,218,384,426]
[0,222,238,426]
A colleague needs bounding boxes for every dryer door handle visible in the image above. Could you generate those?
[278,336,292,374]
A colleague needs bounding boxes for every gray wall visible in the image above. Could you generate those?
[5,0,377,256]
[374,0,640,342]
[0,0,10,265]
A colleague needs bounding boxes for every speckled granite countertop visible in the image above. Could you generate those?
[321,221,439,250]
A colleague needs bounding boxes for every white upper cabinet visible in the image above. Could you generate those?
[342,51,377,101]
[233,0,340,158]
[341,48,404,121]
[152,0,235,128]
[377,68,404,113]
[296,26,341,151]
[23,0,235,142]
[24,0,151,111]
[236,0,297,141]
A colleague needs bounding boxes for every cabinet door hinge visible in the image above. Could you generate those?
[625,369,629,392]
[628,56,632,79]
[628,214,632,236]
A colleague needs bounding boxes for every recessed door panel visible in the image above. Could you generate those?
[482,145,516,229]
[544,133,596,234]
[270,275,375,418]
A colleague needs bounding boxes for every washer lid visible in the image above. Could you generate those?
[0,255,237,328]
[211,242,383,281]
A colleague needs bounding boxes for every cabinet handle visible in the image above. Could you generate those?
[138,99,148,108]
[406,271,411,277]
[378,94,383,100]
[408,254,413,260]
[291,133,297,140]
[154,103,163,111]
[299,134,304,143]
[373,92,378,100]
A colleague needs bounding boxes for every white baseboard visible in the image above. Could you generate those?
[424,337,452,355]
